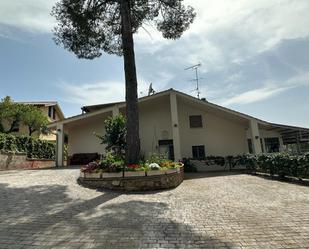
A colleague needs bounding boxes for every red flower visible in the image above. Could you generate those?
[128,164,140,169]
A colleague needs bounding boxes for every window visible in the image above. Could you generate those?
[48,106,52,118]
[48,106,55,119]
[192,145,205,159]
[189,115,203,128]
[248,138,265,153]
[264,137,280,153]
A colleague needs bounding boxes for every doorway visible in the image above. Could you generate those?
[158,139,175,161]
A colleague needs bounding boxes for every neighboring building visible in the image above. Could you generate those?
[5,101,65,140]
[47,89,309,166]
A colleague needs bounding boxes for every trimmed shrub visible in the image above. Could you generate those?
[185,153,309,179]
[240,153,309,179]
[0,133,55,159]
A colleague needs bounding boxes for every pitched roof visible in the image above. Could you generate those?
[82,101,124,113]
[17,101,65,120]
[48,88,309,133]
[17,101,58,106]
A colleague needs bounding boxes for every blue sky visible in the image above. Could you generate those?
[0,0,309,127]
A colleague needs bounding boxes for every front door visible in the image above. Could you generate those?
[158,140,175,161]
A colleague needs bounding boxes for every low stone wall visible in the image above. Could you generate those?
[79,167,184,191]
[0,153,55,170]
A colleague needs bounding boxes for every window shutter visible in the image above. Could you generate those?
[189,115,203,128]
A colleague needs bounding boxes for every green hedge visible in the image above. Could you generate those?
[241,153,309,179]
[186,154,309,179]
[0,133,55,159]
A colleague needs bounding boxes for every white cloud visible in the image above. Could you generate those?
[58,78,155,106]
[59,81,125,106]
[221,72,309,106]
[2,0,309,68]
[221,86,289,105]
[2,0,309,112]
[0,0,56,33]
[136,0,309,72]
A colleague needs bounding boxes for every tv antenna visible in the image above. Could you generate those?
[185,63,202,99]
[148,83,156,96]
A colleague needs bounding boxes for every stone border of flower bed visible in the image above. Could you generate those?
[78,166,184,191]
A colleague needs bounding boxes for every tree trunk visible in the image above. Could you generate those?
[120,0,140,164]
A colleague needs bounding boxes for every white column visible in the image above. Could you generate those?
[249,119,262,154]
[56,123,64,167]
[170,92,181,161]
[112,105,119,117]
[279,136,284,152]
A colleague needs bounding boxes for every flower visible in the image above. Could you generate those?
[128,164,140,169]
[149,163,160,170]
[81,162,99,173]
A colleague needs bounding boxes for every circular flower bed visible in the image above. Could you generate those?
[78,153,184,191]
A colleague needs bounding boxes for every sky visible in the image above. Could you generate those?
[0,0,309,127]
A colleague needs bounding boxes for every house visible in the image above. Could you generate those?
[5,101,65,140]
[47,89,309,166]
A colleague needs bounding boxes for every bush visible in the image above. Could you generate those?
[240,153,309,179]
[182,158,197,172]
[95,114,126,157]
[99,152,124,172]
[81,162,99,173]
[0,133,55,159]
[186,153,309,179]
[147,153,170,165]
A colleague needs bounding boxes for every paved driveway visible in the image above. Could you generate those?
[0,168,308,249]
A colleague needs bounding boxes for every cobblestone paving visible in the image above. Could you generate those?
[0,169,308,249]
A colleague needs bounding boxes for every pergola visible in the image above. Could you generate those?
[266,123,309,154]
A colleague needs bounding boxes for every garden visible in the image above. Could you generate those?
[81,152,183,179]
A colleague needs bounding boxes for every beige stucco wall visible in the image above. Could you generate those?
[177,98,248,157]
[67,113,110,155]
[67,97,173,158]
[65,93,286,158]
[138,96,172,158]
[66,94,255,158]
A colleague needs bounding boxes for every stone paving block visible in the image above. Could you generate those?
[0,170,308,249]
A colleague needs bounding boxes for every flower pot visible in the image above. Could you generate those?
[166,168,178,174]
[147,170,165,176]
[124,171,146,177]
[102,172,123,178]
[84,172,101,179]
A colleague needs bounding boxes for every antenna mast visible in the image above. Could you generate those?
[185,63,202,99]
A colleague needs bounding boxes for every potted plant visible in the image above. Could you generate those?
[81,162,102,179]
[124,164,146,177]
[147,163,164,176]
[102,161,124,178]
[162,162,179,174]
